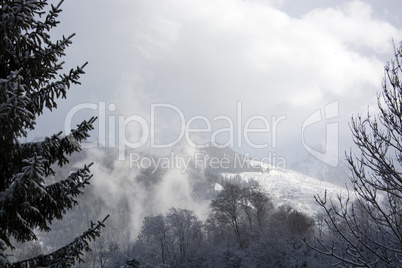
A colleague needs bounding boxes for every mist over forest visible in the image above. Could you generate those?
[1,0,402,267]
[7,146,346,267]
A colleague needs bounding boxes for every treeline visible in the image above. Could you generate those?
[132,183,318,267]
[82,183,332,268]
[10,157,397,267]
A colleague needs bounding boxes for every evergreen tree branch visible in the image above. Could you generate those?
[10,215,109,268]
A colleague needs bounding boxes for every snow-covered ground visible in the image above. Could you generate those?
[221,163,349,218]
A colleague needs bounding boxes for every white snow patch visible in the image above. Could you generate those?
[214,183,224,191]
[222,165,349,218]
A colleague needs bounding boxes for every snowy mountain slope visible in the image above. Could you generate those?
[63,146,351,235]
[221,161,349,218]
[149,144,351,219]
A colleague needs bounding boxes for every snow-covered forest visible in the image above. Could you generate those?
[4,150,327,267]
[3,145,399,267]
[1,0,401,267]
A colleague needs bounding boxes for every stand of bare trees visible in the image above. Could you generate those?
[310,42,402,267]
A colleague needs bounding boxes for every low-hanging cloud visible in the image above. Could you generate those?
[44,0,402,173]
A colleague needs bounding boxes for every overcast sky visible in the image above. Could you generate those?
[32,0,402,167]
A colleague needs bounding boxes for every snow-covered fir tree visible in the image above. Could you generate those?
[0,0,107,266]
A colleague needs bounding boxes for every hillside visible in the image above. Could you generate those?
[8,145,350,265]
[221,164,348,218]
